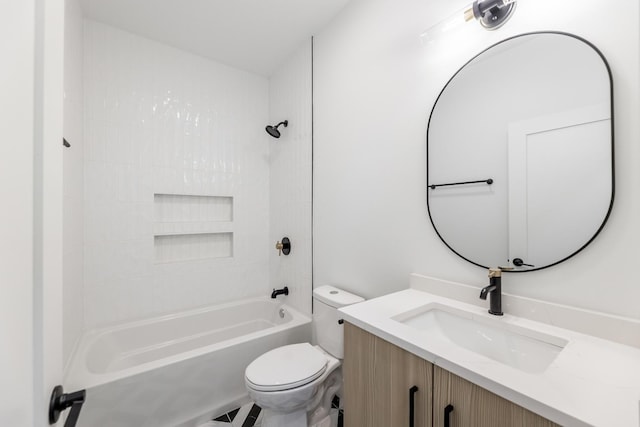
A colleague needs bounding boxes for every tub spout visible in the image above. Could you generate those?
[271,286,289,299]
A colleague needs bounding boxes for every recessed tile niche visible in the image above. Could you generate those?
[153,194,234,262]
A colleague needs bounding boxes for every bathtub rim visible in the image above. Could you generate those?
[65,297,311,390]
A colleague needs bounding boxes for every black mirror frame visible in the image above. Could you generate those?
[426,31,615,273]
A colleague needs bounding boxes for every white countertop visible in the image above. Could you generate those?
[339,286,640,426]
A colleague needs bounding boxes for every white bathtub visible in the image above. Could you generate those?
[65,298,311,427]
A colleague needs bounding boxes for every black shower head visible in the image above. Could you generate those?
[265,120,288,138]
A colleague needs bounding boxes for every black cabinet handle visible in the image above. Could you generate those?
[409,385,419,427]
[444,404,454,427]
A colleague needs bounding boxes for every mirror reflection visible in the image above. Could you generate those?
[427,32,613,271]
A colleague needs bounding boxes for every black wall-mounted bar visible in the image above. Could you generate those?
[429,178,493,190]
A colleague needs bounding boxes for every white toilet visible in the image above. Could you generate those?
[244,285,363,427]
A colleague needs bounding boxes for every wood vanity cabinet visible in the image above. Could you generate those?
[433,366,559,427]
[343,322,433,427]
[344,323,559,427]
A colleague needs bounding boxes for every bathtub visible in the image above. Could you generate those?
[65,298,311,427]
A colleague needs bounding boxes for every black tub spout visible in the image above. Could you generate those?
[271,286,289,299]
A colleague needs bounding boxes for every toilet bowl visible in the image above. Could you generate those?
[244,286,363,427]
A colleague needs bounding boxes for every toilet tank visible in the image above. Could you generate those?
[313,285,364,359]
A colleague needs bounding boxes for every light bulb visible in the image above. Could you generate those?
[420,0,518,44]
[420,3,473,45]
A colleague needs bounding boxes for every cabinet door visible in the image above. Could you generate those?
[433,366,559,427]
[344,323,433,427]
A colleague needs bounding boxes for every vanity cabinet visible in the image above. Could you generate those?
[343,323,433,427]
[344,323,558,427]
[433,366,559,427]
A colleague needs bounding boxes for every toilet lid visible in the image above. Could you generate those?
[245,343,328,392]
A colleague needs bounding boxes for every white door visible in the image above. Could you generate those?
[1,0,65,425]
[0,3,37,424]
[507,104,611,267]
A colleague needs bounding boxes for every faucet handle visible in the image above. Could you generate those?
[489,266,514,277]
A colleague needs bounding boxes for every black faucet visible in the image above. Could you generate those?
[271,286,289,299]
[479,267,506,316]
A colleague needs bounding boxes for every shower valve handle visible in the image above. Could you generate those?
[275,237,291,256]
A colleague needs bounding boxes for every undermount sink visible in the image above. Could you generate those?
[392,303,568,374]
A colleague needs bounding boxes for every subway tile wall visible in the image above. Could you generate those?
[269,42,313,316]
[83,21,271,328]
[154,233,234,263]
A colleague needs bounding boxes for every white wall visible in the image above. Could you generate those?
[63,0,84,368]
[268,41,313,316]
[313,0,640,320]
[83,21,271,328]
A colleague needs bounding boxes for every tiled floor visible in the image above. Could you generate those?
[198,402,262,427]
[200,396,344,427]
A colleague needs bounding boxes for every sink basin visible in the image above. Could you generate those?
[392,303,568,373]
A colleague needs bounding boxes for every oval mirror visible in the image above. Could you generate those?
[427,32,613,271]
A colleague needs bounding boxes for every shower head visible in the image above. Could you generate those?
[265,120,288,138]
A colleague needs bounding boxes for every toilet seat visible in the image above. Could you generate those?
[245,343,328,392]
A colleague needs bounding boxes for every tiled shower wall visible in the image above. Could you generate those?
[83,21,271,328]
[268,42,313,316]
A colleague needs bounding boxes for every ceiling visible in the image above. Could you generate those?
[80,0,352,76]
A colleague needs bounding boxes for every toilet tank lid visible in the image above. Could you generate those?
[313,285,364,308]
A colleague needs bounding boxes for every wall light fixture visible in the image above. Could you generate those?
[464,0,517,30]
[421,0,517,44]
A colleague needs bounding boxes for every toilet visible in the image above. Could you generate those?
[244,285,364,427]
